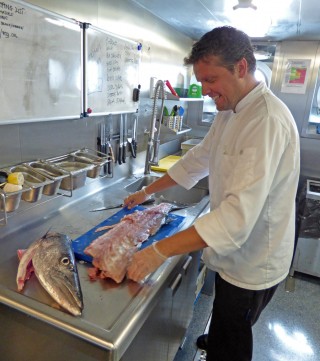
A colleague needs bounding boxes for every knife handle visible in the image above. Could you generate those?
[107,158,112,174]
[118,144,123,165]
[122,144,126,163]
[132,139,137,158]
[130,140,136,158]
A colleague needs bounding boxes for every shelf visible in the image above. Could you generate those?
[151,91,203,101]
[164,124,191,135]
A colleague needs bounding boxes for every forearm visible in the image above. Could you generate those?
[144,173,178,196]
[156,225,208,258]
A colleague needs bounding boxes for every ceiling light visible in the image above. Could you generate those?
[233,0,257,10]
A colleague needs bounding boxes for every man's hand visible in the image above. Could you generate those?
[124,188,150,209]
[127,243,167,282]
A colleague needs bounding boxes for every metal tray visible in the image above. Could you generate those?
[8,165,53,202]
[45,155,94,190]
[71,148,109,178]
[26,161,69,196]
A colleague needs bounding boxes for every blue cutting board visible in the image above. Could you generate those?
[72,206,185,263]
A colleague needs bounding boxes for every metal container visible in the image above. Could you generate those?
[8,165,53,203]
[45,155,94,190]
[0,187,27,213]
[26,161,69,196]
[71,149,108,178]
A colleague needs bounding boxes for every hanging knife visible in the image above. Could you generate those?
[132,113,138,158]
[106,120,113,175]
[122,114,127,163]
[127,113,136,158]
[102,123,108,174]
[118,114,123,165]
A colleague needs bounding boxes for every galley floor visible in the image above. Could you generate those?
[173,272,320,361]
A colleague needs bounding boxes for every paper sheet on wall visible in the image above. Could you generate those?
[281,59,311,94]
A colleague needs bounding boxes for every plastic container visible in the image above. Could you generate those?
[188,83,202,98]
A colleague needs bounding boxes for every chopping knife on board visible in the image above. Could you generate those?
[90,198,155,212]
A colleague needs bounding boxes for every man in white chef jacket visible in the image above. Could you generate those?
[124,26,300,361]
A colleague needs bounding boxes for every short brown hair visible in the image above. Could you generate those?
[184,26,256,74]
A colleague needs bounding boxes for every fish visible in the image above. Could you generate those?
[84,203,173,283]
[16,231,83,316]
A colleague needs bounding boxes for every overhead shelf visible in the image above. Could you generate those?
[151,91,203,101]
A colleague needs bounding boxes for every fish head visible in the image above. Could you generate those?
[33,232,84,316]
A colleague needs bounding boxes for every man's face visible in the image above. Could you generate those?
[194,55,245,112]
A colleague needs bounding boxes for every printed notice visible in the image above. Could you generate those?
[281,59,311,94]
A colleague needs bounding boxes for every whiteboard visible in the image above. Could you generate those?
[0,0,82,124]
[84,24,141,116]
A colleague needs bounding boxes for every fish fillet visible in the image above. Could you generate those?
[84,203,173,283]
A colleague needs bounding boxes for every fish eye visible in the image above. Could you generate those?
[61,257,70,266]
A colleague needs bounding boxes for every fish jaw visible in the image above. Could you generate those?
[35,267,83,316]
[16,240,41,291]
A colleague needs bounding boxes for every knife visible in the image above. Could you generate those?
[118,114,123,165]
[132,113,138,158]
[90,198,155,212]
[122,114,127,163]
[103,122,108,174]
[127,113,135,158]
[106,121,114,175]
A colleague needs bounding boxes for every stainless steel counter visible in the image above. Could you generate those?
[0,172,209,361]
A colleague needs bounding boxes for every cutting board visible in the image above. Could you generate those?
[150,155,181,172]
[72,205,185,263]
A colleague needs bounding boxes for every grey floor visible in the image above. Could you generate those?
[173,272,320,361]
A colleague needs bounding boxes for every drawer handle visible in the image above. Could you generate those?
[170,273,182,295]
[182,256,192,274]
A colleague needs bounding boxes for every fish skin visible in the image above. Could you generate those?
[16,232,83,316]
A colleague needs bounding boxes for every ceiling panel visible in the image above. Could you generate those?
[130,0,320,41]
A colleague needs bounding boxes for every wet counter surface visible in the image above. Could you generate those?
[0,172,209,360]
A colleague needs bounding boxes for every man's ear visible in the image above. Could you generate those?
[236,58,248,78]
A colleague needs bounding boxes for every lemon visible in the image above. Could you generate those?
[7,172,24,185]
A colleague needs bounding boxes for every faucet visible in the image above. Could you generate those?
[144,80,166,174]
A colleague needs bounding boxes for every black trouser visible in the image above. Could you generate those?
[206,273,278,361]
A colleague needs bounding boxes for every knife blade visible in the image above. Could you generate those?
[122,114,127,163]
[118,114,123,165]
[90,198,155,212]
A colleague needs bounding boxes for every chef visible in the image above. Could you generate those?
[124,26,300,361]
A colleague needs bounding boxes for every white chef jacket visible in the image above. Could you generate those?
[168,82,300,290]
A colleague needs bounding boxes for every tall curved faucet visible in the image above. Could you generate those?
[144,80,166,174]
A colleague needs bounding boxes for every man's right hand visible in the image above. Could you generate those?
[123,188,151,209]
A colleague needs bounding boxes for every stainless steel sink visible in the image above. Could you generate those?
[125,175,209,205]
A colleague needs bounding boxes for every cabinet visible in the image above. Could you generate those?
[121,252,200,361]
